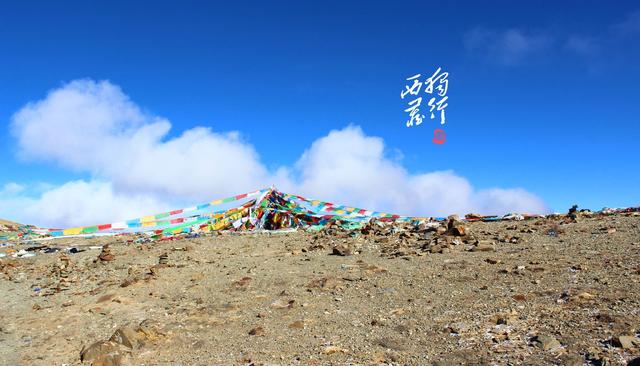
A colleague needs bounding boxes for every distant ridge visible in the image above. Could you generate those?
[0,219,22,232]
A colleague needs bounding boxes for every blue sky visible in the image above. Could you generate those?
[1,1,639,226]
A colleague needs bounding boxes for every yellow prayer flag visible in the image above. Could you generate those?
[63,227,82,236]
[141,215,155,223]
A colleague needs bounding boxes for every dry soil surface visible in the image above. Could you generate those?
[1,215,639,365]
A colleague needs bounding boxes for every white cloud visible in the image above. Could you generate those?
[26,181,167,227]
[11,79,269,201]
[473,188,548,216]
[0,180,170,228]
[289,126,546,217]
[0,184,34,225]
[4,79,547,227]
[464,27,552,65]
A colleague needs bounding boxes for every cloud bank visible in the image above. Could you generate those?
[4,79,547,227]
[11,80,270,200]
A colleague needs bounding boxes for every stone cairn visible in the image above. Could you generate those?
[98,244,115,262]
[149,252,169,277]
[54,252,73,292]
[158,252,169,266]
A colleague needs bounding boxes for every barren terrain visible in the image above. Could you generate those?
[1,215,639,365]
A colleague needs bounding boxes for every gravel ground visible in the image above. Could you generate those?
[1,215,639,365]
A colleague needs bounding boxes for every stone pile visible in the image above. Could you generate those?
[80,319,164,365]
[54,252,73,292]
[309,215,507,258]
[97,244,115,262]
[368,215,489,257]
[158,252,169,265]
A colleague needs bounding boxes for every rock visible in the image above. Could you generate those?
[595,313,616,323]
[288,320,305,329]
[472,241,495,252]
[53,252,74,292]
[429,244,443,254]
[376,337,406,351]
[393,250,408,257]
[148,266,159,277]
[495,311,518,325]
[57,252,72,270]
[92,355,127,366]
[270,299,295,309]
[323,345,347,355]
[98,245,115,262]
[158,252,169,265]
[80,340,129,364]
[561,354,585,366]
[120,277,139,288]
[137,319,164,340]
[574,292,596,301]
[80,340,115,361]
[450,224,465,236]
[109,326,144,349]
[232,276,252,288]
[595,357,612,366]
[307,277,343,290]
[171,245,192,252]
[628,356,640,366]
[613,335,640,349]
[512,294,526,302]
[533,334,562,351]
[248,326,265,336]
[447,214,459,222]
[446,215,467,236]
[450,238,463,246]
[332,244,352,256]
[97,294,117,303]
[447,322,468,334]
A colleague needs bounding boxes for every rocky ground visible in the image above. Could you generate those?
[0,214,639,365]
[0,219,21,233]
